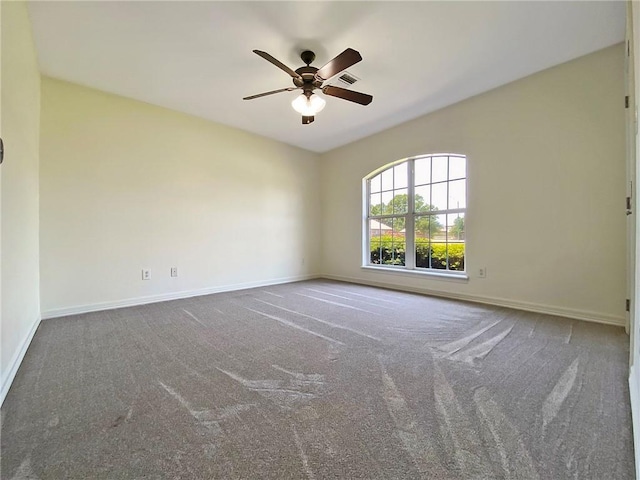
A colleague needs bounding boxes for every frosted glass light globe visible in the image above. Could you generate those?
[291,93,326,116]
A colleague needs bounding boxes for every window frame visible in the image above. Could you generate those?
[363,153,468,279]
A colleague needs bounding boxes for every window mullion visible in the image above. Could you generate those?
[445,156,450,271]
[406,159,416,269]
[365,178,371,265]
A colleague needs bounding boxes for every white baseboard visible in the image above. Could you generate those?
[630,365,640,480]
[1,315,41,407]
[42,272,625,327]
[321,273,626,327]
[41,274,319,320]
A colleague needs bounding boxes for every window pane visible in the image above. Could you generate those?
[381,168,393,191]
[447,213,465,271]
[432,156,448,183]
[415,215,432,239]
[415,157,431,185]
[415,216,430,268]
[387,217,406,266]
[431,182,447,211]
[431,242,447,269]
[431,214,448,270]
[369,193,382,215]
[448,179,466,210]
[370,174,382,193]
[432,214,446,241]
[448,213,465,241]
[376,218,393,234]
[449,243,465,271]
[449,156,466,180]
[394,163,408,189]
[381,190,393,214]
[391,215,406,234]
[392,189,408,214]
[369,219,382,264]
[415,185,431,212]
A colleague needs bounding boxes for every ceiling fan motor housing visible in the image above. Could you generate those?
[293,52,322,92]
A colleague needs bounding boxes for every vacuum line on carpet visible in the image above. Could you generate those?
[542,357,580,431]
[294,293,380,315]
[253,298,381,342]
[246,308,344,345]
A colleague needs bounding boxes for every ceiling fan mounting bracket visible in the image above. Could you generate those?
[300,50,316,66]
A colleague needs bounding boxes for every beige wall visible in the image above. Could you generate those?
[1,2,41,399]
[320,44,627,325]
[39,78,321,316]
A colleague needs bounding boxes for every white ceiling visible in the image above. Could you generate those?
[28,1,625,153]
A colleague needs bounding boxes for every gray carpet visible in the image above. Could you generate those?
[1,279,634,479]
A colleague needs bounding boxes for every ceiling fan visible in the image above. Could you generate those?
[243,48,373,124]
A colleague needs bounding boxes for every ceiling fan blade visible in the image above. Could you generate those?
[322,85,373,106]
[302,116,315,125]
[315,48,362,82]
[243,87,299,100]
[253,50,302,80]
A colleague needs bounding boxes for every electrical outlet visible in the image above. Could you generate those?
[171,267,178,277]
[478,267,486,278]
[142,269,151,280]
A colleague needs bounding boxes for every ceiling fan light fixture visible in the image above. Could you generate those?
[291,93,326,116]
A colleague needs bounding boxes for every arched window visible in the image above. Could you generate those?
[364,154,466,274]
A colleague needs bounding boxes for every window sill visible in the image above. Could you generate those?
[360,265,469,282]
